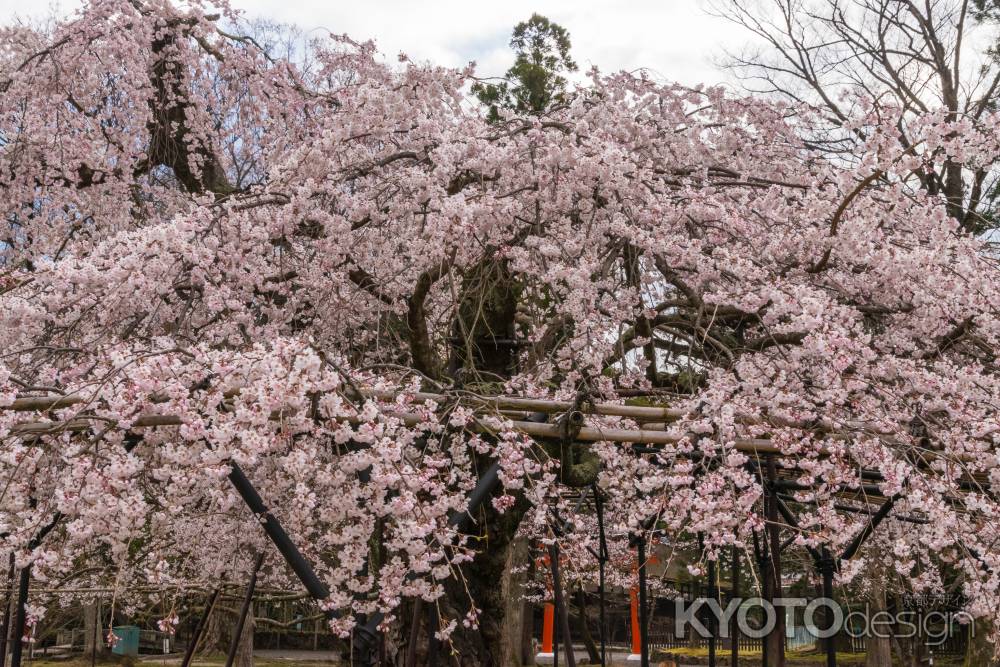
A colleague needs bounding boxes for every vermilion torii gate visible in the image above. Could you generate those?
[0,388,988,667]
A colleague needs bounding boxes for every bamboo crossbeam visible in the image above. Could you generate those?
[366,389,688,422]
[0,389,918,445]
[4,403,779,454]
[388,410,781,454]
[0,389,978,465]
[4,389,688,421]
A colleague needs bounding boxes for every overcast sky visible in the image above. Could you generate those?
[2,1,753,87]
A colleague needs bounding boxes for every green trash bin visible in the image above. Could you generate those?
[111,625,140,656]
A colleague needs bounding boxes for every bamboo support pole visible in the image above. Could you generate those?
[3,402,780,454]
[2,390,986,469]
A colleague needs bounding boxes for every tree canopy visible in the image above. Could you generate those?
[1,1,999,664]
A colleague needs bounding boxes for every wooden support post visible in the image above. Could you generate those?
[9,567,29,667]
[708,557,717,667]
[820,548,836,667]
[91,600,99,667]
[628,587,641,660]
[426,604,440,667]
[637,535,650,667]
[731,547,740,667]
[403,599,422,667]
[225,552,264,667]
[180,589,219,667]
[594,485,608,667]
[0,555,14,667]
[538,603,555,658]
[764,457,785,667]
[548,543,576,667]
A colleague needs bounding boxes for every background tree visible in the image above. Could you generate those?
[715,0,1000,233]
[472,13,577,121]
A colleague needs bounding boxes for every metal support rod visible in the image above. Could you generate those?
[8,568,29,667]
[180,589,219,667]
[775,493,926,525]
[548,543,576,667]
[450,462,501,532]
[225,463,377,666]
[228,464,330,603]
[0,554,14,667]
[225,552,265,667]
[637,534,650,667]
[840,495,898,562]
[594,485,608,667]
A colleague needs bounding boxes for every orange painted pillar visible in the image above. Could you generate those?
[540,602,555,655]
[536,546,556,658]
[630,585,641,656]
[628,545,659,661]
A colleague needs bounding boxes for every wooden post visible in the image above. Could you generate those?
[225,553,264,667]
[629,587,641,659]
[595,484,608,667]
[539,604,555,657]
[9,567,30,667]
[404,599,422,667]
[0,555,15,667]
[820,549,836,667]
[180,589,219,667]
[637,535,650,667]
[426,604,440,667]
[731,547,740,667]
[548,543,576,667]
[708,557,717,667]
[764,457,785,667]
[91,600,99,667]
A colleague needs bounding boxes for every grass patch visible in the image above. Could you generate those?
[657,646,963,666]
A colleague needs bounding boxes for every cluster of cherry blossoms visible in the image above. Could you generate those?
[0,0,998,648]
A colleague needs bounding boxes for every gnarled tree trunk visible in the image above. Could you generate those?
[965,618,997,667]
[83,601,107,660]
[864,579,890,667]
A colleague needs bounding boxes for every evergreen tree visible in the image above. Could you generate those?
[473,14,577,121]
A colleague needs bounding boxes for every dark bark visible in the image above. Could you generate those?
[145,28,234,196]
[435,496,531,666]
[575,586,600,665]
[232,605,254,667]
[502,538,530,666]
[83,601,107,660]
[864,578,890,667]
[447,259,522,380]
[964,618,997,667]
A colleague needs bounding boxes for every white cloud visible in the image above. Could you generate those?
[2,0,750,86]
